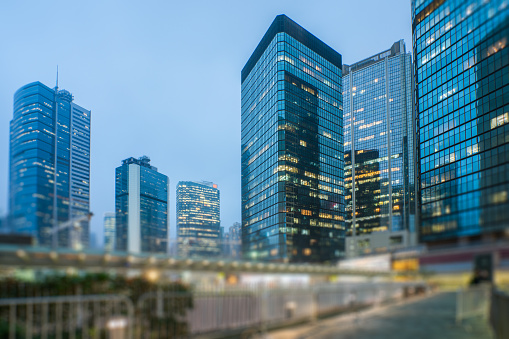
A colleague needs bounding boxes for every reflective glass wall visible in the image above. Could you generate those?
[413,0,509,243]
[241,15,345,263]
[103,212,116,251]
[9,82,91,247]
[115,156,169,253]
[343,41,416,236]
[176,181,221,258]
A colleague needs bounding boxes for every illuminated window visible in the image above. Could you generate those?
[491,113,509,129]
[300,140,307,147]
[491,191,508,204]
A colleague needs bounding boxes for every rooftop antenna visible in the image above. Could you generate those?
[55,65,59,90]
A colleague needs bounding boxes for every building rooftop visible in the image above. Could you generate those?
[178,181,218,189]
[241,14,342,83]
[121,155,157,171]
[343,40,406,76]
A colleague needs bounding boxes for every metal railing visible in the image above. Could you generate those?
[0,282,427,338]
[490,289,509,339]
[135,282,426,336]
[455,285,491,324]
[0,294,134,339]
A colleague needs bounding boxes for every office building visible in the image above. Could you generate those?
[9,81,91,247]
[115,156,169,254]
[412,0,509,244]
[343,41,416,256]
[229,222,242,259]
[177,181,221,258]
[221,222,242,259]
[241,15,345,263]
[104,212,116,251]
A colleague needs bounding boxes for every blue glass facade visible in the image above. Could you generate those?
[413,0,509,243]
[241,15,345,263]
[176,181,221,258]
[103,212,116,251]
[115,156,169,254]
[9,82,91,247]
[343,41,416,237]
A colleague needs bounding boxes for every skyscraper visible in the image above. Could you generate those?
[241,15,345,263]
[176,181,221,258]
[412,0,509,245]
[115,156,169,254]
[103,212,116,251]
[342,41,416,256]
[228,222,242,259]
[9,81,91,247]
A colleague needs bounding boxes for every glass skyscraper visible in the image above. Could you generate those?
[103,212,116,251]
[241,15,345,263]
[343,41,416,246]
[176,181,221,258]
[413,0,509,244]
[115,156,169,254]
[9,81,91,248]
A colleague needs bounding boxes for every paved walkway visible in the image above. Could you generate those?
[268,292,493,339]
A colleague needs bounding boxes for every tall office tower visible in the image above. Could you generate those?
[176,181,221,258]
[412,0,509,245]
[241,15,345,263]
[103,212,116,251]
[9,81,91,247]
[229,222,242,259]
[342,41,416,256]
[115,156,169,254]
[221,222,242,258]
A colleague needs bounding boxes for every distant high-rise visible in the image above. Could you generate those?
[342,41,416,256]
[115,156,169,254]
[241,15,345,263]
[104,212,116,251]
[412,0,509,244]
[176,181,221,258]
[9,81,91,247]
[227,222,242,259]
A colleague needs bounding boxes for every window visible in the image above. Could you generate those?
[390,236,403,245]
[491,113,509,129]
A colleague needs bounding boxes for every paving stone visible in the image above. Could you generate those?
[268,292,493,339]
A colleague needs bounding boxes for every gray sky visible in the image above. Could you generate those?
[0,0,411,245]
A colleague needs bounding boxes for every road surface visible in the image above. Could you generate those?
[268,292,493,339]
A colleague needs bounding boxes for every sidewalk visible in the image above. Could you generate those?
[267,292,493,339]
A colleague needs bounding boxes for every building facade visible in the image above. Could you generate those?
[241,15,345,263]
[343,41,416,256]
[115,156,169,254]
[9,81,91,247]
[222,222,242,259]
[176,181,221,258]
[103,212,116,251]
[412,0,509,244]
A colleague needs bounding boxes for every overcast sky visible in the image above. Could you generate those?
[0,0,412,246]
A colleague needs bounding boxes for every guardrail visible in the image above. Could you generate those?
[455,285,491,324]
[0,294,134,339]
[0,282,427,338]
[490,289,509,339]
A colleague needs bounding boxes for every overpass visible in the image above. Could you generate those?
[0,244,398,277]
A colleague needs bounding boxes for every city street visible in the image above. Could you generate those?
[269,292,493,339]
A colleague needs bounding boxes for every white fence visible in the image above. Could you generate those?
[0,294,134,339]
[455,285,491,324]
[0,282,427,338]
